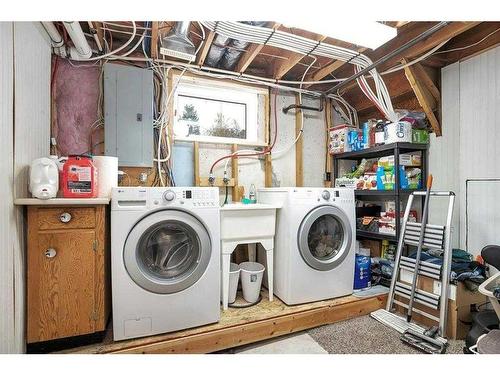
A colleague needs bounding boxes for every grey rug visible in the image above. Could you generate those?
[308,315,465,354]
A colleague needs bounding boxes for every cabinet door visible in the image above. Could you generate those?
[27,230,96,343]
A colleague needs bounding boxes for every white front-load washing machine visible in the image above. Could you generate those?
[111,187,220,341]
[258,187,355,305]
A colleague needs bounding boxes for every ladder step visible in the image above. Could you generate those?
[404,239,444,251]
[370,309,446,343]
[399,256,442,280]
[392,300,441,322]
[405,234,443,247]
[395,282,440,310]
[404,229,444,241]
[406,222,445,232]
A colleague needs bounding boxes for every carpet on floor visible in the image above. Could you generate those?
[308,315,465,354]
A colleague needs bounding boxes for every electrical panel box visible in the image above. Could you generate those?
[104,63,153,167]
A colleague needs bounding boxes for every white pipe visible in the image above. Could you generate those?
[41,22,64,47]
[63,21,92,60]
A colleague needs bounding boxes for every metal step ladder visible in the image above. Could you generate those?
[371,191,455,344]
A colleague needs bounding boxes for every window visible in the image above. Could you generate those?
[173,75,268,146]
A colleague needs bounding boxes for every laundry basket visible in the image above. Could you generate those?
[228,262,240,304]
[239,262,265,303]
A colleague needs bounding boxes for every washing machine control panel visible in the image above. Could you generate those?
[150,187,219,208]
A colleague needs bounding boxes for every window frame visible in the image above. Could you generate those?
[171,72,269,147]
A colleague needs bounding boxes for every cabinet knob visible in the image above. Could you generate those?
[59,212,72,223]
[45,248,57,258]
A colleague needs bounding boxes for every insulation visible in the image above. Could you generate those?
[205,21,267,71]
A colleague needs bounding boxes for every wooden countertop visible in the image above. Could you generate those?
[14,198,110,206]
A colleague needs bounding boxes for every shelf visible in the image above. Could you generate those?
[356,230,397,241]
[354,189,425,197]
[332,142,428,160]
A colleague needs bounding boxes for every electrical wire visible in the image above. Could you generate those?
[432,27,500,55]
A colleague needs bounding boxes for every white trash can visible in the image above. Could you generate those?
[239,262,265,303]
[228,262,240,304]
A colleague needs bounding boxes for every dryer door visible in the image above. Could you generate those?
[123,210,212,294]
[297,205,352,271]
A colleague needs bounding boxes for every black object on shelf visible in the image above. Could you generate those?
[356,230,397,242]
[333,142,428,244]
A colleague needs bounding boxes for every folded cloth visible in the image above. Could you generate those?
[408,249,485,283]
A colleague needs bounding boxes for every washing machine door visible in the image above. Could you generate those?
[297,205,352,271]
[123,209,211,294]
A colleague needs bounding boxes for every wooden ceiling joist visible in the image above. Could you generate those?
[151,22,159,59]
[235,22,281,73]
[402,58,441,136]
[196,30,215,66]
[304,47,367,88]
[272,35,327,80]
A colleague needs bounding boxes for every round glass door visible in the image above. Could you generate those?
[297,205,352,271]
[124,210,211,294]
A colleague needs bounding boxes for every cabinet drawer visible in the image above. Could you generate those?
[37,207,96,230]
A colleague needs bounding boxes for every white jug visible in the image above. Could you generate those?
[29,157,59,199]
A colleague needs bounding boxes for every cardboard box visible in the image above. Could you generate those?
[359,239,382,258]
[397,271,487,339]
[329,124,355,154]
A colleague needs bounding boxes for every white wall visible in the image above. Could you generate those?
[430,46,500,254]
[0,22,51,353]
[0,21,16,354]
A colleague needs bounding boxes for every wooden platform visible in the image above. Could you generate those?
[62,291,387,354]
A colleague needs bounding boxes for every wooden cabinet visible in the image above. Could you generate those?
[26,205,110,344]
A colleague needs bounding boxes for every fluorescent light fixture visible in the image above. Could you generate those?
[281,20,397,50]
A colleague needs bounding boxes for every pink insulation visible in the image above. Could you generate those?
[53,58,102,156]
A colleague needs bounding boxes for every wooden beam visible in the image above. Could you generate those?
[402,58,441,136]
[193,142,200,186]
[305,47,367,88]
[324,98,333,188]
[331,22,480,98]
[151,22,159,59]
[108,295,386,354]
[295,94,303,187]
[265,155,272,187]
[196,31,215,66]
[273,35,327,80]
[231,144,239,202]
[235,22,281,73]
[413,63,441,103]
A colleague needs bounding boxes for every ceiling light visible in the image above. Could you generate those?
[281,20,397,50]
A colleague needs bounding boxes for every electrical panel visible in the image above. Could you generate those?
[104,63,153,167]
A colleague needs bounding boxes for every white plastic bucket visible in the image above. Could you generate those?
[240,262,265,303]
[228,262,240,304]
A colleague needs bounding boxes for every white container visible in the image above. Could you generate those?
[29,157,59,199]
[228,262,240,304]
[383,121,412,144]
[92,156,118,198]
[240,261,265,303]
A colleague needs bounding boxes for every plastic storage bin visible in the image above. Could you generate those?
[228,263,240,304]
[240,262,265,303]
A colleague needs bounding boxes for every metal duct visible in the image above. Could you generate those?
[205,21,267,70]
[205,34,230,67]
[160,22,196,61]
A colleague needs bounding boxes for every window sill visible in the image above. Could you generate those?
[174,136,268,148]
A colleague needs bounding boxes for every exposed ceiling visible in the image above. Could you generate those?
[69,21,500,125]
